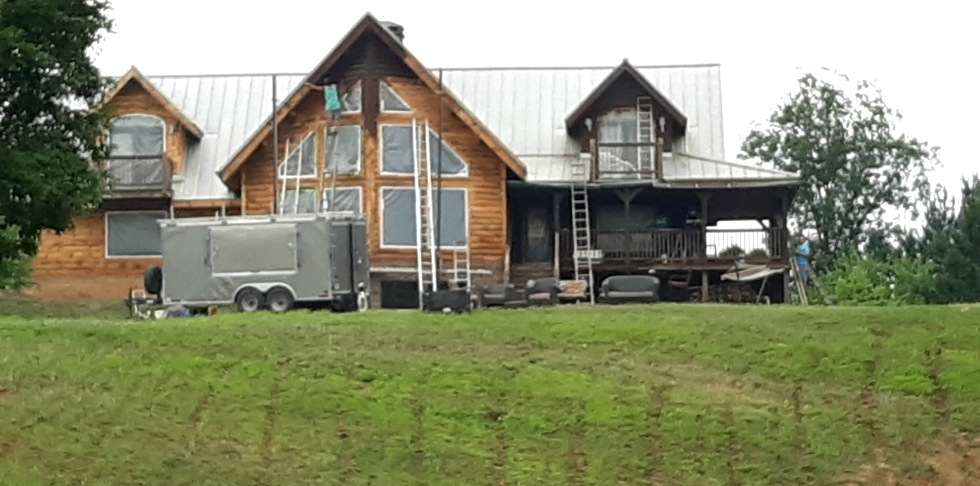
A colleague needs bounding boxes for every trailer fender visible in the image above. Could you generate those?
[232,282,296,298]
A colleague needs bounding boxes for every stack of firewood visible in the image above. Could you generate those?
[688,282,757,303]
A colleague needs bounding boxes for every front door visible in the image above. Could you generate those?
[524,207,552,263]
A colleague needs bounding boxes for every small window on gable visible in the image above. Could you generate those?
[280,189,318,214]
[380,81,411,112]
[278,132,317,178]
[325,125,361,176]
[427,128,468,177]
[342,81,362,113]
[322,186,363,214]
[380,125,415,175]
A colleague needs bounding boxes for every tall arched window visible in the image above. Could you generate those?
[108,114,167,189]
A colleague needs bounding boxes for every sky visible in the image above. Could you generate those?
[92,0,978,192]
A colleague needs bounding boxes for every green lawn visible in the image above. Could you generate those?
[2,303,980,485]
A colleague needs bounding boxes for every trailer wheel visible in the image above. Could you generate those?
[266,287,294,313]
[235,287,264,313]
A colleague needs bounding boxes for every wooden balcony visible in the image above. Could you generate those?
[560,227,789,269]
[104,155,173,198]
[591,139,664,181]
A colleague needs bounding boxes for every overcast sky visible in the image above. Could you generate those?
[92,0,977,192]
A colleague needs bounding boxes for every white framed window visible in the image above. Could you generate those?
[105,211,166,258]
[108,114,167,188]
[280,189,318,214]
[380,125,471,177]
[380,124,415,175]
[324,125,362,176]
[380,80,412,112]
[426,128,468,177]
[380,186,468,249]
[322,186,363,214]
[342,81,361,113]
[278,132,317,179]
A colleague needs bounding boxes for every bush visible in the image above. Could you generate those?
[823,252,935,305]
[0,221,34,291]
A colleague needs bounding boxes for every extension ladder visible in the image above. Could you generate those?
[569,156,596,305]
[413,119,438,309]
[636,96,655,176]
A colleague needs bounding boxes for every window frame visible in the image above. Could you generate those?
[426,127,469,178]
[379,124,416,177]
[277,131,318,179]
[323,124,363,177]
[322,186,364,214]
[341,80,362,114]
[104,210,167,259]
[109,113,167,159]
[379,186,469,250]
[380,80,412,113]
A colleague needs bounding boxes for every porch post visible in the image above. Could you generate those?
[552,190,563,279]
[779,190,791,303]
[615,188,643,268]
[698,192,711,303]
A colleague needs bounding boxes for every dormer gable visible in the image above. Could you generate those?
[564,59,687,147]
[99,66,203,177]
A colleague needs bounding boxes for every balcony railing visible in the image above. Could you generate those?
[105,155,172,196]
[559,228,788,264]
[592,139,663,181]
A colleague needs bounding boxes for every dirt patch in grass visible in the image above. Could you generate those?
[837,434,980,485]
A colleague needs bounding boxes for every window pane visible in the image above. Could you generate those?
[106,212,164,256]
[382,188,416,246]
[381,125,415,174]
[281,189,317,214]
[325,125,361,175]
[381,81,411,112]
[279,133,316,177]
[110,116,164,157]
[342,81,361,112]
[323,187,362,213]
[434,189,467,246]
[427,129,467,176]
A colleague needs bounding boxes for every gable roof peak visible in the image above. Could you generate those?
[100,65,204,139]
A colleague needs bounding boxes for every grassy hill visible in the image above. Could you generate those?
[2,303,980,485]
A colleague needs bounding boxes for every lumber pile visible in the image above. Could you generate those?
[688,282,757,303]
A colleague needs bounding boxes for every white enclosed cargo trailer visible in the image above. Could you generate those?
[142,212,370,313]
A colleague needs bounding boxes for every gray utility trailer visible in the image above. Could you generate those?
[146,212,369,313]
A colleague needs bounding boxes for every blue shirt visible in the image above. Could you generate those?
[796,243,810,268]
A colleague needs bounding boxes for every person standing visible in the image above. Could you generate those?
[795,234,811,286]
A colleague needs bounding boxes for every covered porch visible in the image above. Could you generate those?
[506,181,795,302]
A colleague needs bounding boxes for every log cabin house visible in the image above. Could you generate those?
[32,12,800,306]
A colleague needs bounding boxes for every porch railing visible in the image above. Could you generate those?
[105,155,173,195]
[559,228,788,264]
[593,139,663,181]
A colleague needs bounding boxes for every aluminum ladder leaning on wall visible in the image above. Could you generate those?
[412,118,438,309]
[569,151,596,305]
[636,96,655,176]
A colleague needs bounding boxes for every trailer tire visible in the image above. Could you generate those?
[235,287,264,313]
[266,287,294,313]
[144,266,163,295]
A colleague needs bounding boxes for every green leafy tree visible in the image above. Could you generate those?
[740,70,937,270]
[823,251,935,306]
[0,0,113,288]
[933,175,980,303]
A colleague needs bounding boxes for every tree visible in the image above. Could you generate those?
[933,176,980,303]
[740,70,937,270]
[0,0,113,288]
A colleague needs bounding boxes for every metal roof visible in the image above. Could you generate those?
[134,63,796,200]
[145,74,304,201]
